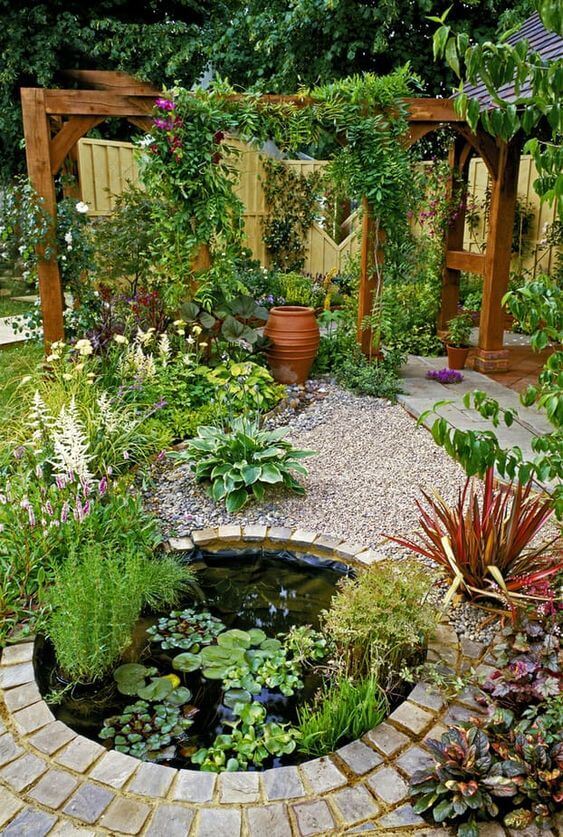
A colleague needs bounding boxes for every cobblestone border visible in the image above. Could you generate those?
[0,526,524,836]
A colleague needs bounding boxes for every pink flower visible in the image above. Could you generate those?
[155,97,175,111]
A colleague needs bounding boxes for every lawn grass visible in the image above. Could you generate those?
[0,298,34,318]
[0,343,43,443]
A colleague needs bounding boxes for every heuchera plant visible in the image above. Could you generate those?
[482,613,562,708]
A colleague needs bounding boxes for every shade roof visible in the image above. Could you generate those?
[462,12,563,106]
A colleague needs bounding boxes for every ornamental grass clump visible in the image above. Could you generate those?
[386,468,560,605]
[175,417,314,512]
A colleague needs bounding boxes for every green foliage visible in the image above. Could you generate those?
[423,277,563,519]
[147,608,226,651]
[335,351,404,401]
[445,313,473,348]
[180,295,269,351]
[382,280,444,357]
[431,2,562,215]
[191,700,298,772]
[262,159,324,270]
[100,699,195,761]
[175,417,314,512]
[270,272,325,308]
[205,360,285,414]
[297,675,387,757]
[91,186,156,290]
[322,561,437,685]
[46,544,190,683]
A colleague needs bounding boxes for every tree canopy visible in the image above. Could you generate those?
[1,0,536,180]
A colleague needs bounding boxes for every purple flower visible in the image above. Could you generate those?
[155,97,175,111]
[153,117,173,130]
[426,368,464,384]
[98,476,108,496]
[55,474,67,490]
[60,502,69,523]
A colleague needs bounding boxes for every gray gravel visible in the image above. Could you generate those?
[146,381,502,644]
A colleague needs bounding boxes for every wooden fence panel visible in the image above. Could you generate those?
[78,137,557,277]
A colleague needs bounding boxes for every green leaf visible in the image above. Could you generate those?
[217,629,252,649]
[225,488,248,512]
[260,463,283,484]
[223,688,252,708]
[172,652,202,673]
[137,677,173,702]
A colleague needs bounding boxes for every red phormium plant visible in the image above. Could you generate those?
[386,468,561,602]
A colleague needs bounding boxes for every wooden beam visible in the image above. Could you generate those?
[475,139,521,372]
[20,88,64,348]
[50,116,104,174]
[452,124,499,179]
[127,116,154,132]
[439,139,471,331]
[405,98,464,122]
[59,70,160,95]
[357,198,384,356]
[445,250,486,274]
[405,122,439,146]
[43,90,156,116]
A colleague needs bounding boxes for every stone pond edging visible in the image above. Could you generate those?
[0,526,505,836]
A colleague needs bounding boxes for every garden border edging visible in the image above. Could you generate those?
[0,526,496,836]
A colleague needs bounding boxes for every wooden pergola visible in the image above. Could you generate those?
[21,70,520,372]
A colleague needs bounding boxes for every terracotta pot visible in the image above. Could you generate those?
[447,345,470,370]
[264,306,320,384]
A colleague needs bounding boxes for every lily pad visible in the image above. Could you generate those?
[260,638,282,652]
[164,686,192,706]
[137,677,174,702]
[113,663,157,696]
[217,629,252,649]
[223,688,252,708]
[248,628,267,646]
[172,652,202,673]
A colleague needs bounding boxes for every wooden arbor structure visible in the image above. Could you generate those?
[21,70,520,371]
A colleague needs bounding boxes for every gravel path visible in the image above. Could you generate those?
[147,381,468,549]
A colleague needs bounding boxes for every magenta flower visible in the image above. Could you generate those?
[154,117,173,130]
[426,368,464,384]
[98,476,108,496]
[155,97,175,111]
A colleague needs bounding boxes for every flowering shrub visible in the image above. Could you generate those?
[426,368,464,384]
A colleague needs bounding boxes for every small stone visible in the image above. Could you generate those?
[50,824,96,836]
[219,771,260,802]
[168,536,195,551]
[300,756,347,794]
[0,752,47,791]
[335,740,382,775]
[0,806,57,836]
[55,737,104,773]
[247,803,292,837]
[242,524,268,541]
[28,768,79,808]
[0,661,34,688]
[0,785,24,828]
[172,769,216,803]
[0,643,34,666]
[196,807,242,836]
[366,766,409,805]
[100,796,152,834]
[377,803,426,828]
[311,534,344,554]
[89,749,139,789]
[293,799,335,836]
[145,803,195,837]
[365,722,410,757]
[330,785,379,824]
[191,527,218,546]
[289,528,317,547]
[395,745,435,778]
[267,527,293,543]
[217,524,242,541]
[127,761,176,798]
[388,701,434,735]
[2,681,41,712]
[63,782,115,824]
[12,700,54,735]
[334,542,365,559]
[407,682,445,712]
[0,733,24,768]
[28,721,76,756]
[263,765,305,800]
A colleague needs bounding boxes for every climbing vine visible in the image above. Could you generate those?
[262,158,324,271]
[137,68,420,312]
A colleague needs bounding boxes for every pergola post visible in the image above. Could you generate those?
[21,88,65,347]
[357,198,385,356]
[438,137,471,333]
[474,138,521,372]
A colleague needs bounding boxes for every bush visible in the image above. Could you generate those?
[335,352,404,400]
[297,675,387,756]
[175,417,314,512]
[322,561,437,686]
[47,543,191,683]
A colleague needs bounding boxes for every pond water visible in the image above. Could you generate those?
[37,549,351,769]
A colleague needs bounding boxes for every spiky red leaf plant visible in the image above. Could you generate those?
[386,468,561,603]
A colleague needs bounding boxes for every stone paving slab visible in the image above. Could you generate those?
[0,527,527,835]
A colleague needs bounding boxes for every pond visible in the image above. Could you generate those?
[37,548,351,770]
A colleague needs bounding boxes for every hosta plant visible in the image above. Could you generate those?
[481,613,562,708]
[176,418,314,512]
[100,700,197,761]
[387,468,560,605]
[147,608,226,651]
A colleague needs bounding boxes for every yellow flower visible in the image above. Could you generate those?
[199,342,208,348]
[113,334,128,345]
[192,325,202,336]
